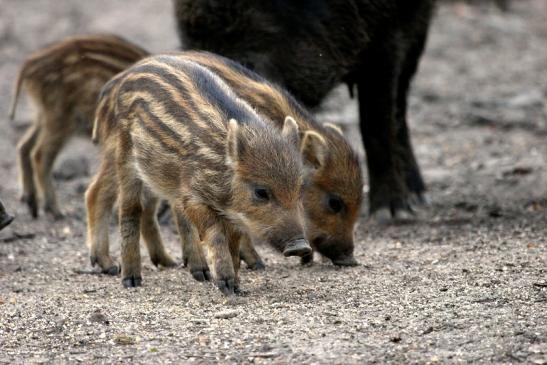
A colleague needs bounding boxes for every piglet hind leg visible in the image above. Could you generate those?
[117,160,144,288]
[17,123,40,218]
[140,193,177,269]
[119,197,143,287]
[30,124,68,220]
[85,157,119,275]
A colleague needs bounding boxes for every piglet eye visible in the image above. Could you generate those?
[327,195,344,213]
[254,187,270,201]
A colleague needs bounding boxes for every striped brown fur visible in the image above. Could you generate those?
[87,54,311,294]
[10,34,148,218]
[89,51,364,282]
[179,51,363,268]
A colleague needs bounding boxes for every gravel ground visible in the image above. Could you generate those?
[0,1,546,364]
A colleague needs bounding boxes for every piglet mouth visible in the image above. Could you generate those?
[282,238,312,257]
[312,236,359,266]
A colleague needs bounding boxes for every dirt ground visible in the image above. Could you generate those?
[0,1,546,364]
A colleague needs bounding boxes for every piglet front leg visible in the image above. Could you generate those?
[185,203,238,295]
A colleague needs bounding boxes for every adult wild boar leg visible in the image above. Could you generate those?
[357,44,411,221]
[394,28,429,206]
[173,207,211,282]
[140,193,177,269]
[239,235,265,270]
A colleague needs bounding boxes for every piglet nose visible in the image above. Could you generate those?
[283,238,312,257]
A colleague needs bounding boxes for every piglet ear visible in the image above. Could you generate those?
[227,118,240,164]
[282,116,300,147]
[301,130,327,169]
[323,122,344,137]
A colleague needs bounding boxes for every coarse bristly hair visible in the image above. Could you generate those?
[180,51,363,266]
[86,53,309,294]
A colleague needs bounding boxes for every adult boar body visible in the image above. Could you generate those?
[175,0,435,219]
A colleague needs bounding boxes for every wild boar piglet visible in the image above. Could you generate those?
[179,52,364,272]
[89,54,312,294]
[10,34,148,218]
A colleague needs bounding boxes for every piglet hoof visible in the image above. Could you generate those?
[0,214,14,231]
[246,259,266,271]
[283,238,312,257]
[122,276,142,288]
[103,265,120,276]
[21,194,38,218]
[191,267,212,282]
[216,278,236,296]
[44,205,65,220]
[151,255,177,269]
[50,211,65,221]
[90,256,120,276]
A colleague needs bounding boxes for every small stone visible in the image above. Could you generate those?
[529,355,547,365]
[506,89,543,108]
[249,352,277,358]
[197,335,210,346]
[214,310,238,319]
[114,334,135,345]
[529,344,546,354]
[62,226,72,236]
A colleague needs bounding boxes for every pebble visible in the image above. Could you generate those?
[113,335,136,345]
[214,310,239,319]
